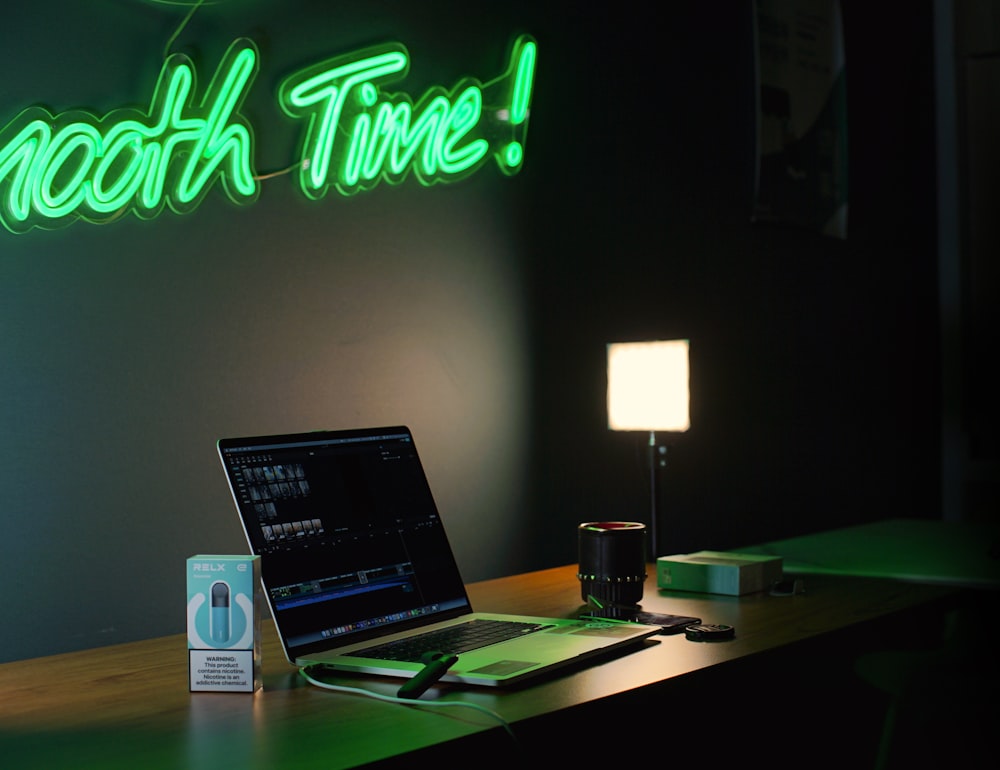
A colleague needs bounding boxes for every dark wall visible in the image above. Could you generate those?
[0,1,952,663]
[520,1,942,567]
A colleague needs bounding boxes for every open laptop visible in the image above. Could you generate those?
[217,425,660,687]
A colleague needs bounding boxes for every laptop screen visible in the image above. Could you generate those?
[217,427,472,659]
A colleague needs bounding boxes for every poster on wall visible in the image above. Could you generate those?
[752,0,847,239]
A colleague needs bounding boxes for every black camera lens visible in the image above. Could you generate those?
[577,521,647,606]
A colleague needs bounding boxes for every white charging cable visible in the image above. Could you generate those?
[297,665,517,741]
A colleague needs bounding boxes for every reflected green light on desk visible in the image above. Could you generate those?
[738,517,1000,590]
[607,339,690,561]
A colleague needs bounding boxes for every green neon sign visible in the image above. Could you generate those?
[0,35,536,234]
[280,35,536,198]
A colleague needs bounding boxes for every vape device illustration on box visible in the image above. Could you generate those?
[186,580,253,649]
[210,580,231,644]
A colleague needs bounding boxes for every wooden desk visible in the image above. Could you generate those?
[0,564,967,769]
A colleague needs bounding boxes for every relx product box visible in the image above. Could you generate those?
[657,551,784,596]
[187,554,261,692]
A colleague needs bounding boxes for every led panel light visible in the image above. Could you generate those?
[607,340,690,432]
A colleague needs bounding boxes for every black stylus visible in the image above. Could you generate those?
[397,652,459,699]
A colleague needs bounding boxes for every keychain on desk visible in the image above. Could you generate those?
[769,577,806,596]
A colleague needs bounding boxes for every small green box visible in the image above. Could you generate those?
[187,554,261,692]
[657,551,784,596]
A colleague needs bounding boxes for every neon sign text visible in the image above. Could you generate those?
[280,36,536,198]
[0,35,536,234]
[0,40,258,233]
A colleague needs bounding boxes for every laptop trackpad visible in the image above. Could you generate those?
[469,660,535,676]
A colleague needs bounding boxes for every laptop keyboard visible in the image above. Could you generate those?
[346,618,550,662]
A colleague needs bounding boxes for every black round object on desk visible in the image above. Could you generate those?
[684,623,736,642]
[577,521,647,607]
